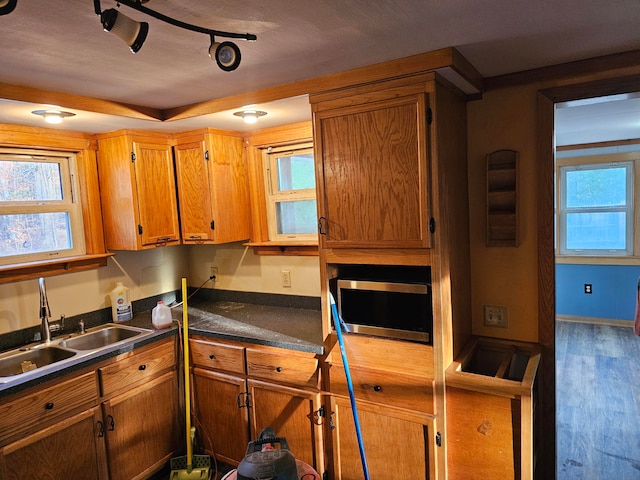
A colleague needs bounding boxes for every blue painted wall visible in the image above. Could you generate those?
[556,264,640,321]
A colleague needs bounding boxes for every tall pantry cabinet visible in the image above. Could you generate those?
[311,72,472,479]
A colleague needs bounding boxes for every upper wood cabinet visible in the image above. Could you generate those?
[174,129,251,244]
[95,130,180,250]
[312,82,432,250]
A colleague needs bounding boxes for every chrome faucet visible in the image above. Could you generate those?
[39,277,52,344]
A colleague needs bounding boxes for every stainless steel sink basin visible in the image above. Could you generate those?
[59,324,148,350]
[0,346,76,378]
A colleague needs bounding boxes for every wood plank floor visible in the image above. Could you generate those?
[556,320,640,479]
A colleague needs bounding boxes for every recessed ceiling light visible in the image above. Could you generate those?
[31,109,76,124]
[233,110,267,124]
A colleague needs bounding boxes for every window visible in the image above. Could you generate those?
[0,150,86,265]
[558,161,633,256]
[263,144,317,242]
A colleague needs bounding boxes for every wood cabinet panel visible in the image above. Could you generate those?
[98,339,175,397]
[246,347,319,388]
[248,379,323,471]
[174,140,214,241]
[192,367,250,465]
[0,371,97,445]
[330,396,435,480]
[315,95,430,249]
[0,406,107,480]
[190,337,245,374]
[102,371,181,480]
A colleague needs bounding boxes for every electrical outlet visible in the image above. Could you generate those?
[281,270,291,288]
[209,266,218,281]
[484,305,508,328]
[584,284,592,294]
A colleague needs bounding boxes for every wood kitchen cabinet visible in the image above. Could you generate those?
[0,337,180,480]
[96,130,180,250]
[98,338,181,480]
[173,129,251,244]
[312,80,432,250]
[190,337,324,474]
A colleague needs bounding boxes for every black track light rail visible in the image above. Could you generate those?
[93,0,257,42]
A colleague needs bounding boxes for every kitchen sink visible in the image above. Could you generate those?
[0,345,76,378]
[59,324,150,350]
[0,323,154,385]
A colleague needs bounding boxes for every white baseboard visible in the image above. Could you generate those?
[556,315,634,328]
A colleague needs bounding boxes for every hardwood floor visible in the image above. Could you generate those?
[556,320,640,479]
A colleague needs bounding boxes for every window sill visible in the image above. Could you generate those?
[243,241,319,256]
[0,253,114,284]
[556,255,639,266]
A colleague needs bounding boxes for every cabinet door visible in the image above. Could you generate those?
[0,407,108,480]
[103,371,180,480]
[192,367,250,465]
[174,140,215,242]
[206,133,251,244]
[315,95,431,249]
[248,379,324,472]
[329,396,435,480]
[132,140,181,246]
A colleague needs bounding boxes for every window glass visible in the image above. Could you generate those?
[0,152,85,265]
[264,145,318,242]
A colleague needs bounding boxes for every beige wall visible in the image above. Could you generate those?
[467,85,540,342]
[0,246,188,334]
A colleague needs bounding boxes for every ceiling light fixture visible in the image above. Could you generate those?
[93,0,257,71]
[0,0,17,16]
[31,109,76,124]
[233,110,267,124]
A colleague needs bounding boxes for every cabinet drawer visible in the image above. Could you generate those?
[0,371,97,446]
[246,348,319,388]
[329,364,434,413]
[190,338,245,374]
[99,340,175,397]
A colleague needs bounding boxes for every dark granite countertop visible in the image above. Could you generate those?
[0,295,324,398]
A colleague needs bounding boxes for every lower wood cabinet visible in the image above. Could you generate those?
[102,371,181,480]
[0,406,108,480]
[0,337,180,480]
[328,396,436,480]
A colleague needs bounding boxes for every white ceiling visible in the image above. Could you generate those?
[1,0,640,139]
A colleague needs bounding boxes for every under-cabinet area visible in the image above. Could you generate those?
[0,338,180,480]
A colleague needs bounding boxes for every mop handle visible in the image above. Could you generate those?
[330,293,371,480]
[182,277,193,469]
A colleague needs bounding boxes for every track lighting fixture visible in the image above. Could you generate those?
[31,109,76,124]
[233,110,267,124]
[93,0,256,71]
[0,0,17,16]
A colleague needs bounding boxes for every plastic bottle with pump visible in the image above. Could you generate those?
[110,282,133,323]
[152,301,173,329]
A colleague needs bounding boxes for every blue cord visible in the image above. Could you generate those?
[330,293,371,480]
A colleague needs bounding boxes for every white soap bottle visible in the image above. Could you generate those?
[152,301,172,329]
[110,282,133,323]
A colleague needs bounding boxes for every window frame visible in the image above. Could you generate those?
[0,149,87,266]
[556,153,636,258]
[262,143,318,243]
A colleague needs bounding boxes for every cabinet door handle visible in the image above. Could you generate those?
[372,385,382,392]
[44,402,54,410]
[96,420,105,438]
[318,217,327,235]
[275,366,282,373]
[209,354,215,360]
[107,414,115,431]
[139,364,147,371]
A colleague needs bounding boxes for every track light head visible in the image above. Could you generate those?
[0,0,17,15]
[209,40,241,72]
[100,8,148,53]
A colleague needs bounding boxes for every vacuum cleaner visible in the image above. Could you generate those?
[222,427,320,480]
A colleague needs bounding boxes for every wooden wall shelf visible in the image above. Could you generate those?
[486,150,519,247]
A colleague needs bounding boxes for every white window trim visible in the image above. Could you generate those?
[262,143,317,242]
[0,149,86,265]
[556,155,634,257]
